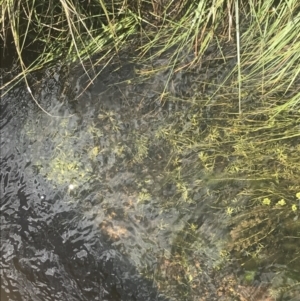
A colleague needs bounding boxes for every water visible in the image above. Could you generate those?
[0,60,221,300]
[0,67,172,301]
[1,57,299,301]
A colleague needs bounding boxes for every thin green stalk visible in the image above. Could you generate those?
[235,0,241,115]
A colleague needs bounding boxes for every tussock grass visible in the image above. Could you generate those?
[2,0,299,111]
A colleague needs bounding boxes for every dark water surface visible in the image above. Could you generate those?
[0,67,175,301]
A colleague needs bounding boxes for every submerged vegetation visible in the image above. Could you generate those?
[1,0,300,299]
